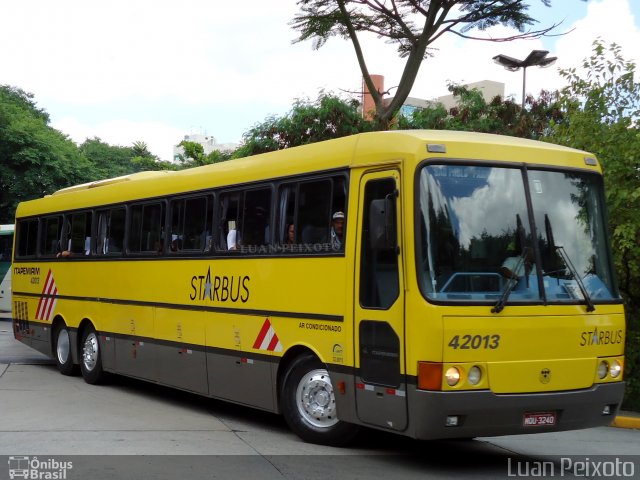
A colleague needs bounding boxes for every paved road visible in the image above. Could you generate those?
[1,317,638,479]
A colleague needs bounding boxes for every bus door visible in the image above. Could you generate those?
[354,169,407,431]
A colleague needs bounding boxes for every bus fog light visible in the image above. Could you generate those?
[602,405,611,415]
[445,415,459,427]
[445,367,461,386]
[610,360,622,379]
[468,366,482,385]
[597,361,609,379]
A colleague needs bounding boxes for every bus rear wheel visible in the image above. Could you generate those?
[53,323,78,376]
[280,353,359,446]
[80,325,106,385]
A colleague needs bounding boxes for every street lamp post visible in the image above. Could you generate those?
[492,50,557,110]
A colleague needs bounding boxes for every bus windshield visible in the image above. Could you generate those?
[416,164,618,305]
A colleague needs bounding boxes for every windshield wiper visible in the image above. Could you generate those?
[555,246,595,312]
[492,247,528,314]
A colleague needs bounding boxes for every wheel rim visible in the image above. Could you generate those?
[295,368,338,428]
[56,328,70,365]
[82,332,99,372]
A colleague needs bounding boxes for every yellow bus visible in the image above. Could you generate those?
[11,130,625,445]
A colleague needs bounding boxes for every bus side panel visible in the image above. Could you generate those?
[12,294,49,355]
[204,311,275,411]
[98,333,116,372]
[111,304,157,381]
[207,348,275,411]
[155,307,208,395]
[29,321,52,357]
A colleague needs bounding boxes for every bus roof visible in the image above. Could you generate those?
[15,130,598,218]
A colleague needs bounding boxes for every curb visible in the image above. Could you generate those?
[611,416,640,429]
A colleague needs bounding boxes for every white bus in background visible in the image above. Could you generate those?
[0,224,14,312]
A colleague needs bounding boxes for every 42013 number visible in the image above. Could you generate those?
[448,334,500,350]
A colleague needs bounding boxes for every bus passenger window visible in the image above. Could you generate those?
[70,212,92,255]
[169,196,210,253]
[40,216,62,257]
[298,180,331,246]
[16,220,38,258]
[277,184,297,246]
[242,188,272,249]
[217,193,242,252]
[96,208,125,255]
[276,174,348,254]
[129,203,166,254]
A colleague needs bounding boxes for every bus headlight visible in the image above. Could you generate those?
[610,360,622,379]
[468,366,482,385]
[445,367,461,386]
[597,361,609,379]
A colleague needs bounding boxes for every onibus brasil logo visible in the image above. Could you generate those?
[8,456,73,479]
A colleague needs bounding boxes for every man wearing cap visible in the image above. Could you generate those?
[331,211,345,251]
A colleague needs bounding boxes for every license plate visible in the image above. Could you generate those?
[523,412,557,427]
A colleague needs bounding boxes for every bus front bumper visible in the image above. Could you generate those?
[408,382,625,440]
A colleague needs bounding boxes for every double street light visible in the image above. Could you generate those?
[493,50,557,110]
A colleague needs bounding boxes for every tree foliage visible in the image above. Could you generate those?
[175,140,232,168]
[235,93,375,157]
[544,40,640,409]
[291,0,561,129]
[0,85,94,223]
[80,138,176,178]
[398,83,563,139]
[0,85,178,223]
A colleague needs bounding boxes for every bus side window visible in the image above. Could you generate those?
[129,202,165,254]
[242,188,272,249]
[16,220,38,258]
[96,208,125,255]
[70,212,92,255]
[277,184,297,246]
[217,192,243,252]
[276,174,348,253]
[298,179,331,246]
[170,196,210,253]
[40,216,62,257]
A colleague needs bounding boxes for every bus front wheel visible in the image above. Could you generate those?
[80,325,106,385]
[280,353,359,446]
[53,323,78,376]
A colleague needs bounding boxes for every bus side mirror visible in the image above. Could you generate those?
[369,196,397,251]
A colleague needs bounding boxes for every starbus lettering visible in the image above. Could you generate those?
[579,327,623,346]
[190,266,250,303]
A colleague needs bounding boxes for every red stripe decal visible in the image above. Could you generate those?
[267,333,280,351]
[253,319,271,349]
[44,286,57,320]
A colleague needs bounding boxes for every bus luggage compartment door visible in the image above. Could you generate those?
[354,170,408,431]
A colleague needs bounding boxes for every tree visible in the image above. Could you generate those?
[174,140,232,168]
[129,140,176,172]
[291,0,562,129]
[235,92,375,157]
[397,83,563,139]
[544,39,640,410]
[79,137,135,179]
[0,85,94,223]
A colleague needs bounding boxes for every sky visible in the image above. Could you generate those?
[2,0,639,161]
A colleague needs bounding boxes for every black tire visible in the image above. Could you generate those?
[52,323,78,376]
[280,353,359,446]
[79,324,106,385]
